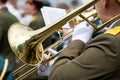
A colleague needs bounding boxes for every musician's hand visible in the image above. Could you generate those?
[72,17,94,43]
[37,48,58,76]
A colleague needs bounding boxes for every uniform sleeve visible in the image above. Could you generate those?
[49,34,120,80]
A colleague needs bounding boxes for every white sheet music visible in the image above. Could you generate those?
[41,6,70,28]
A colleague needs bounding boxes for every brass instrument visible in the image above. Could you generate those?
[8,0,120,79]
[8,0,99,66]
[12,4,98,78]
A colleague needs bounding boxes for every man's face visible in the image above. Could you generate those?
[95,0,118,22]
[95,0,104,21]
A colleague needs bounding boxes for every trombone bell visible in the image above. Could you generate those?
[8,23,43,66]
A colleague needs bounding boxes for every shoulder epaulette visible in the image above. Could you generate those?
[104,26,120,36]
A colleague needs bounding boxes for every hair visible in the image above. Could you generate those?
[33,1,43,11]
[26,0,44,11]
[0,0,7,4]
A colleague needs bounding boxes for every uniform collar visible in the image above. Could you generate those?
[108,19,120,29]
[93,19,120,38]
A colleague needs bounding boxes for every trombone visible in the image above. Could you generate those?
[15,14,120,80]
[8,0,120,79]
[8,0,99,66]
[12,8,98,76]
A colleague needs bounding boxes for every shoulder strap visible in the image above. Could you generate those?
[0,59,8,80]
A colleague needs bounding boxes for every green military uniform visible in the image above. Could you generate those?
[0,7,18,70]
[29,12,45,30]
[0,7,18,55]
[49,20,120,80]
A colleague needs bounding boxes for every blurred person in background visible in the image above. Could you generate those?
[21,0,51,26]
[6,0,22,21]
[25,0,45,30]
[20,2,32,25]
[0,0,18,70]
[24,0,54,48]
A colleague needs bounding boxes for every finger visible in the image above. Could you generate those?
[47,48,58,56]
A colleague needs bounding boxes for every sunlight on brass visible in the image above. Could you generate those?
[8,24,44,66]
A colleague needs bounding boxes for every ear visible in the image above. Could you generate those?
[102,0,110,8]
